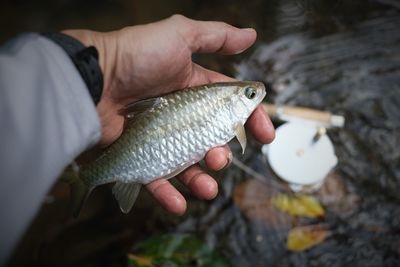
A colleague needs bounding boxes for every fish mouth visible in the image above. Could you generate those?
[255,82,267,104]
[259,84,267,97]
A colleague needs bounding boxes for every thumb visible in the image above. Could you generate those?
[173,15,257,55]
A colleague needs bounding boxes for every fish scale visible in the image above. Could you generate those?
[70,81,266,215]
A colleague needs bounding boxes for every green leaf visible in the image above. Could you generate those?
[127,234,231,267]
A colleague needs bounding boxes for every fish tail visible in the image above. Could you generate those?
[61,162,91,217]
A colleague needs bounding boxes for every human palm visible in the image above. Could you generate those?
[65,15,275,215]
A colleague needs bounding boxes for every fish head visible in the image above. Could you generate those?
[228,81,266,124]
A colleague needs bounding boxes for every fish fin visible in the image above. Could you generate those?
[61,163,91,217]
[119,97,162,120]
[112,182,142,213]
[70,179,91,217]
[112,166,190,214]
[234,122,247,154]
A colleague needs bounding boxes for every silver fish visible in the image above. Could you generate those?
[69,81,266,215]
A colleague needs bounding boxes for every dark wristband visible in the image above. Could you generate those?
[41,32,103,105]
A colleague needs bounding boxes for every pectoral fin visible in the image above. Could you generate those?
[112,182,142,213]
[234,123,247,154]
[119,97,161,120]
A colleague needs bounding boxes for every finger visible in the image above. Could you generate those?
[245,106,275,144]
[145,179,186,215]
[176,15,257,55]
[204,145,232,171]
[177,165,218,200]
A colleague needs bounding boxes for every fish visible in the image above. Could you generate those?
[67,81,266,216]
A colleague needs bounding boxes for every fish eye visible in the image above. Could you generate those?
[245,87,257,99]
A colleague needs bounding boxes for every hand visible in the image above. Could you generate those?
[64,15,275,215]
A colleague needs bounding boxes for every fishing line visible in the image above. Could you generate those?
[231,157,291,193]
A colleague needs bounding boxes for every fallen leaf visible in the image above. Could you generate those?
[287,225,330,252]
[233,180,292,230]
[272,194,325,218]
[127,254,154,267]
[315,171,359,215]
[128,234,231,267]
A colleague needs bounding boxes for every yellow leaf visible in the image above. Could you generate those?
[272,194,325,218]
[287,225,329,252]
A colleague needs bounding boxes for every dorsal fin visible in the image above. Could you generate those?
[119,97,161,120]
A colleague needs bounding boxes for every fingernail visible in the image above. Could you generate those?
[206,179,218,200]
[241,27,255,32]
[221,151,233,170]
[234,48,246,55]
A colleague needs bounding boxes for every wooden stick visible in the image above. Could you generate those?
[262,103,345,128]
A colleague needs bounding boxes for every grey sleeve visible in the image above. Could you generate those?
[0,33,101,265]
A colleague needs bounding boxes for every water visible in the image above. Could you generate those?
[4,0,400,266]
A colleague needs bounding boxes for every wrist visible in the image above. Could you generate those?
[62,30,120,145]
[62,29,117,98]
[42,31,103,105]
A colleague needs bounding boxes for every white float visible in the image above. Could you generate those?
[262,122,338,192]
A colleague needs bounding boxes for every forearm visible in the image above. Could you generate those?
[0,33,101,265]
